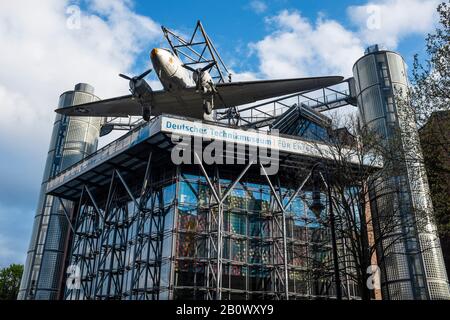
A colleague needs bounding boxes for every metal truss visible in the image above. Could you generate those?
[162,20,231,84]
[102,21,233,134]
[93,170,132,299]
[129,152,168,300]
[61,148,354,300]
[64,152,171,300]
[191,154,332,300]
[65,185,102,300]
[261,165,315,300]
[216,82,357,129]
[193,153,255,299]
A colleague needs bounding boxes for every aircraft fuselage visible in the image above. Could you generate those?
[150,48,195,91]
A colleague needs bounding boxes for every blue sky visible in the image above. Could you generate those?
[0,0,442,267]
[126,0,434,77]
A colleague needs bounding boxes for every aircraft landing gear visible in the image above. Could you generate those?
[143,108,151,121]
[203,100,213,115]
[202,95,214,121]
[203,111,214,121]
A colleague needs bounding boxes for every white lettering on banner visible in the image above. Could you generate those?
[161,117,337,160]
[46,116,374,193]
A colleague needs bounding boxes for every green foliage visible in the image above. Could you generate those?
[412,2,450,276]
[411,2,449,125]
[420,113,450,236]
[412,2,450,228]
[0,264,23,300]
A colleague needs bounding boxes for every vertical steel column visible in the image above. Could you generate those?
[319,171,342,300]
[130,152,153,299]
[142,167,167,300]
[93,170,134,299]
[194,152,255,300]
[214,166,223,300]
[194,152,223,300]
[169,165,181,300]
[64,185,103,300]
[260,165,315,300]
[260,164,289,300]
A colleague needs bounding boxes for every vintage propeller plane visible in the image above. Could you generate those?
[56,47,343,121]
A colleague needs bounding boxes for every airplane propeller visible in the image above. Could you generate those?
[119,68,152,81]
[119,69,152,96]
[182,62,216,91]
[182,62,230,116]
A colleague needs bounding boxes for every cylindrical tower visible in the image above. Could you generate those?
[19,83,102,300]
[353,45,450,300]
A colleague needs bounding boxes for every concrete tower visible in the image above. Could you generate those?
[19,83,102,299]
[353,45,450,299]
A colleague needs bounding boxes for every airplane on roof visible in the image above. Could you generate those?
[56,47,344,121]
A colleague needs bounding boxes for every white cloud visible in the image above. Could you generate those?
[230,71,259,82]
[0,0,161,264]
[248,1,440,80]
[250,10,364,78]
[347,0,440,49]
[0,0,160,140]
[249,0,268,14]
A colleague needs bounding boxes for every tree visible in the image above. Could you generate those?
[410,2,449,126]
[419,111,450,279]
[309,115,432,300]
[410,1,450,277]
[0,264,23,300]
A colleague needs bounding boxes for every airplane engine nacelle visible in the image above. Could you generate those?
[130,79,153,100]
[194,70,214,93]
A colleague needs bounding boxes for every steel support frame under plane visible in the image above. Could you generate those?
[217,83,356,129]
[162,20,230,84]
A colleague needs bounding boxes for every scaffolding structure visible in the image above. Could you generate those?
[217,81,356,129]
[50,116,362,300]
[162,20,231,84]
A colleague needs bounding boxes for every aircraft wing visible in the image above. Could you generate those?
[55,76,343,118]
[55,94,142,117]
[214,76,344,108]
[55,91,205,118]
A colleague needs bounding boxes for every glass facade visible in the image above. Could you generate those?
[63,166,360,300]
[56,96,365,300]
[289,118,329,142]
[275,112,330,142]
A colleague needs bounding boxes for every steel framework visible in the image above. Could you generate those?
[60,141,359,300]
[162,20,231,84]
[217,82,356,129]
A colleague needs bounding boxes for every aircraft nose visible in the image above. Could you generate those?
[151,48,159,59]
